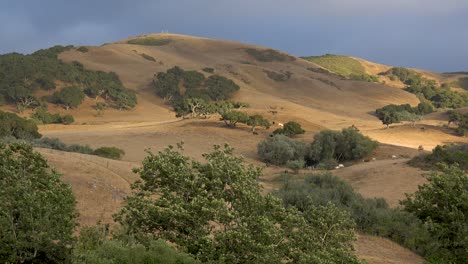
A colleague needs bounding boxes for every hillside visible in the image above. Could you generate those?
[304,54,468,91]
[2,34,466,263]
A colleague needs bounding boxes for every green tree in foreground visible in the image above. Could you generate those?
[246,114,270,132]
[115,144,361,263]
[220,110,249,127]
[0,143,77,263]
[401,165,468,263]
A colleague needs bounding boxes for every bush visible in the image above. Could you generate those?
[273,121,305,137]
[349,73,379,82]
[61,114,75,125]
[93,146,125,160]
[205,75,240,101]
[287,159,305,173]
[77,46,89,52]
[31,109,74,125]
[257,134,306,165]
[51,86,85,110]
[308,127,377,164]
[140,53,156,62]
[277,173,432,256]
[202,67,214,73]
[411,144,468,171]
[73,238,197,264]
[0,110,41,139]
[264,70,292,81]
[127,37,172,46]
[245,48,295,62]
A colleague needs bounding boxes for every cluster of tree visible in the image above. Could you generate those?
[258,127,377,168]
[2,142,466,263]
[277,168,468,263]
[410,143,468,171]
[375,102,434,128]
[384,67,468,109]
[0,46,137,111]
[220,110,271,132]
[32,108,75,125]
[153,66,241,117]
[114,143,362,263]
[0,110,41,139]
[272,121,305,136]
[448,110,468,136]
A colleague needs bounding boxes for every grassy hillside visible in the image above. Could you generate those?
[302,54,366,77]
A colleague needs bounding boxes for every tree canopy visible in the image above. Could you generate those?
[0,143,77,263]
[115,144,361,263]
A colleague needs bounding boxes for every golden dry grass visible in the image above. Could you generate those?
[25,33,467,263]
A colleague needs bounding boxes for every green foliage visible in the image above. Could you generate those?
[257,134,306,165]
[446,111,468,136]
[140,53,156,62]
[277,173,432,256]
[31,108,74,125]
[245,48,295,62]
[51,86,85,109]
[264,70,292,81]
[302,54,366,77]
[246,114,270,132]
[454,77,468,90]
[202,67,214,73]
[0,46,136,110]
[205,75,240,101]
[385,67,423,85]
[413,144,468,171]
[93,146,125,160]
[0,110,41,139]
[127,37,172,46]
[115,144,361,263]
[273,121,305,137]
[153,67,241,116]
[76,46,89,53]
[375,103,429,127]
[0,143,77,263]
[308,127,377,164]
[220,110,249,127]
[349,73,379,82]
[286,159,305,173]
[402,165,468,263]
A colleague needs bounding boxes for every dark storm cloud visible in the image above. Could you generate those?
[0,0,467,72]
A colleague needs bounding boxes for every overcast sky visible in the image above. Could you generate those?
[1,0,467,72]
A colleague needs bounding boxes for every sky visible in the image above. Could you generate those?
[0,0,467,72]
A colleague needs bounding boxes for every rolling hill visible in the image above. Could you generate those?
[2,33,466,264]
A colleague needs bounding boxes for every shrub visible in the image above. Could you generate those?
[93,146,125,160]
[51,86,85,110]
[308,127,377,164]
[412,144,468,171]
[287,159,305,173]
[61,114,75,125]
[127,37,172,46]
[264,70,292,81]
[202,67,214,73]
[349,73,379,82]
[31,109,74,125]
[257,134,306,165]
[245,48,295,62]
[273,121,305,137]
[77,46,89,52]
[277,173,432,256]
[140,53,156,62]
[0,110,41,139]
[205,75,240,101]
